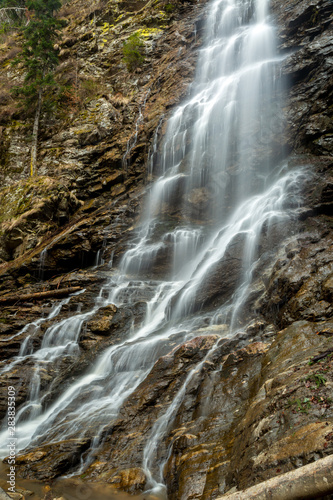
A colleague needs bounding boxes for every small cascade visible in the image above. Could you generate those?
[93,235,108,269]
[164,228,203,279]
[122,88,151,173]
[93,249,104,269]
[36,224,82,281]
[0,294,76,355]
[0,291,85,451]
[17,366,42,424]
[38,247,48,281]
[147,115,165,181]
[18,336,33,357]
[142,335,222,497]
[108,249,115,267]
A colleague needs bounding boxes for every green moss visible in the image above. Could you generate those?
[0,134,11,176]
[164,3,175,13]
[115,13,125,23]
[135,27,163,37]
[0,177,59,225]
[10,120,25,130]
[310,7,319,26]
[101,22,110,34]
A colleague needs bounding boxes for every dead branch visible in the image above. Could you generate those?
[0,287,82,305]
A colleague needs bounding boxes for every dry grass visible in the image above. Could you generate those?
[55,75,108,117]
[0,66,17,124]
[0,104,17,124]
[0,45,20,66]
[59,0,108,21]
[56,58,78,85]
[79,77,105,101]
[0,91,11,106]
[58,2,80,19]
[109,92,130,107]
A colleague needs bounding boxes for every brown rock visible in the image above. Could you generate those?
[7,494,24,500]
[86,305,117,335]
[0,487,12,500]
[109,467,147,493]
[16,440,90,480]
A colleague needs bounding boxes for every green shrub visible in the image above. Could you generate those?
[164,3,175,13]
[122,32,145,72]
[305,373,327,388]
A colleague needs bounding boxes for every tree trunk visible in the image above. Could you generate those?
[0,287,82,304]
[30,87,42,177]
[218,454,333,500]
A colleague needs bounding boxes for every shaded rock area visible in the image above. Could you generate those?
[0,0,332,498]
[0,0,208,268]
[272,0,333,155]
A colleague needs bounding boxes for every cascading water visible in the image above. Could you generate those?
[122,88,151,173]
[0,0,305,497]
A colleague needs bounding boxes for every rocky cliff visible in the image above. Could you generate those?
[0,0,332,499]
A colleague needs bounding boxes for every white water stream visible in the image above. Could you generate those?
[0,0,305,496]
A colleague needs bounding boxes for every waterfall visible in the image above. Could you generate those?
[0,0,305,496]
[122,88,152,173]
[38,248,48,281]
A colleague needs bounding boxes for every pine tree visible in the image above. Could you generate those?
[13,0,65,176]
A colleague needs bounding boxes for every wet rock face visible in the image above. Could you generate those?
[272,0,333,155]
[0,0,332,498]
[85,305,118,334]
[162,340,271,500]
[258,226,333,328]
[191,233,247,311]
[109,468,147,494]
[226,320,333,493]
[9,322,333,498]
[14,335,220,482]
[14,440,91,481]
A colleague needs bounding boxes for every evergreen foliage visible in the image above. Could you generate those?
[0,0,25,7]
[11,0,65,175]
[122,32,145,72]
[12,0,65,109]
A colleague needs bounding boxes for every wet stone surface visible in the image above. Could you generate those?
[0,0,332,498]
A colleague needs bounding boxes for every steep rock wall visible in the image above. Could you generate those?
[0,0,207,269]
[0,0,332,499]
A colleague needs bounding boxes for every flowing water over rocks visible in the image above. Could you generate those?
[0,0,332,498]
